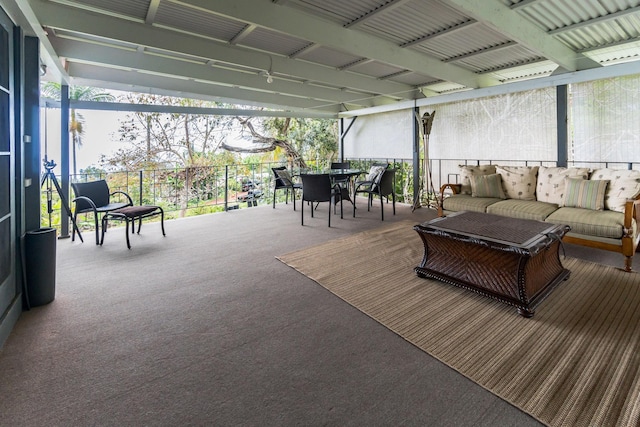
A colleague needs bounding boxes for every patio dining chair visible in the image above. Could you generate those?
[272,166,302,210]
[300,173,343,227]
[330,161,351,186]
[330,161,353,209]
[353,168,396,221]
[353,162,389,192]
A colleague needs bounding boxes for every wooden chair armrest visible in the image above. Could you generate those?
[437,184,461,216]
[623,197,640,230]
[625,198,640,228]
[440,183,461,196]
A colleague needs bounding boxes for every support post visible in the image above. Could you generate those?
[412,106,421,210]
[556,85,568,167]
[59,84,70,238]
[339,117,357,163]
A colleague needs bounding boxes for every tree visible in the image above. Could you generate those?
[222,117,306,168]
[108,94,337,170]
[40,83,115,175]
[222,116,338,168]
[107,94,234,170]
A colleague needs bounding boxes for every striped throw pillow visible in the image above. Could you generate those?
[470,174,506,199]
[563,178,609,210]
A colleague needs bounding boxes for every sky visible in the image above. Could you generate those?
[41,106,254,173]
[42,108,127,171]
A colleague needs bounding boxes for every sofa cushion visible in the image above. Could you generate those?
[545,207,625,239]
[459,165,496,195]
[442,194,501,213]
[536,166,590,205]
[563,178,609,210]
[470,174,506,199]
[495,165,538,201]
[486,199,559,221]
[590,168,640,213]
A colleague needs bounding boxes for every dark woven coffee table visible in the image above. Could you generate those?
[414,211,570,317]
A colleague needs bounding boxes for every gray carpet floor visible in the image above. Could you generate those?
[0,199,624,426]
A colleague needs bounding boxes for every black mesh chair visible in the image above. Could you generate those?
[300,174,343,227]
[330,161,351,186]
[330,162,350,169]
[71,180,133,244]
[272,166,302,210]
[353,162,389,193]
[330,161,352,208]
[353,168,396,221]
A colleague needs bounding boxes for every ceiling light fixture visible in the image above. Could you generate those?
[261,70,274,84]
[261,55,274,84]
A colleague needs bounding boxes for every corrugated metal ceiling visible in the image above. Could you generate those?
[8,0,638,116]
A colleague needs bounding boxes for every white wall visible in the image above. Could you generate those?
[343,109,414,160]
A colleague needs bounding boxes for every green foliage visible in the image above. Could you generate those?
[40,89,344,230]
[262,117,338,163]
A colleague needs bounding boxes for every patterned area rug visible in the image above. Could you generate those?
[278,220,640,427]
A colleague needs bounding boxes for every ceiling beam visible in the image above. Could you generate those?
[48,35,383,108]
[145,0,161,25]
[344,0,414,28]
[66,62,343,114]
[45,99,336,119]
[229,24,258,45]
[10,0,70,83]
[444,41,517,63]
[289,43,320,59]
[401,20,478,49]
[180,0,485,88]
[509,0,540,11]
[28,0,418,99]
[548,6,640,36]
[446,0,601,72]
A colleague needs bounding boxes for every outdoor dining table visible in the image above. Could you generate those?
[296,168,363,205]
[296,168,363,177]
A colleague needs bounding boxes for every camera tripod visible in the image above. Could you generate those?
[40,157,83,242]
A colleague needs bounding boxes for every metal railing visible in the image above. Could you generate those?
[40,158,415,234]
[44,157,637,234]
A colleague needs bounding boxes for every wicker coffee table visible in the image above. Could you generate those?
[414,211,570,317]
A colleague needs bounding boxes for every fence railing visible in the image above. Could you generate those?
[40,158,415,234]
[43,157,638,234]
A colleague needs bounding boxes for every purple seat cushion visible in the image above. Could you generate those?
[112,205,160,218]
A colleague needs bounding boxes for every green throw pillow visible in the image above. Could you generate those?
[563,178,609,210]
[470,174,506,199]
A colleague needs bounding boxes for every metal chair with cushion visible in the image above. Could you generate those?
[71,180,133,244]
[272,166,302,210]
[300,174,343,227]
[353,168,396,221]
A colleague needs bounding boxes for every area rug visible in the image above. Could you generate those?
[277,220,640,427]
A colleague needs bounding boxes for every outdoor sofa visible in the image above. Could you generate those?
[438,165,640,272]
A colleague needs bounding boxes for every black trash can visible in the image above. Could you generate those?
[25,227,57,307]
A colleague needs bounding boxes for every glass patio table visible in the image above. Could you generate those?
[296,168,363,205]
